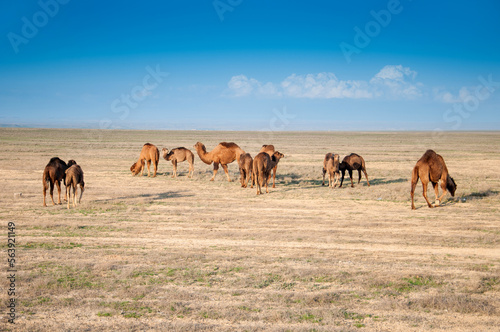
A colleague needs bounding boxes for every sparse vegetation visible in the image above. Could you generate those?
[0,128,499,330]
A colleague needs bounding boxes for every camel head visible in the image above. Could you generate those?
[193,142,206,152]
[273,151,284,161]
[130,161,142,176]
[446,175,457,197]
[162,148,169,160]
[67,160,77,167]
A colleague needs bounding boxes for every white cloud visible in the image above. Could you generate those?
[434,86,472,103]
[370,65,422,99]
[226,65,422,100]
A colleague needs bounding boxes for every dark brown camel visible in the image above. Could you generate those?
[130,143,159,177]
[193,142,245,182]
[411,150,457,210]
[253,151,284,195]
[162,147,195,178]
[339,153,370,188]
[66,164,85,209]
[42,157,76,206]
[238,153,254,188]
[322,153,340,188]
[259,144,283,188]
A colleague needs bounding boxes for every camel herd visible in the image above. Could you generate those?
[42,140,457,209]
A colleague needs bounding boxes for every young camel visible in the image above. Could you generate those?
[253,151,284,195]
[42,157,76,206]
[322,153,340,188]
[339,153,370,188]
[130,143,159,177]
[259,144,283,188]
[238,153,254,188]
[193,142,245,182]
[66,164,85,209]
[411,149,457,210]
[162,147,195,178]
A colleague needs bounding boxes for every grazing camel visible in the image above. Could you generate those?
[339,153,370,188]
[193,142,245,182]
[253,151,284,195]
[130,143,159,177]
[238,153,254,188]
[322,153,340,188]
[411,150,457,210]
[42,157,76,206]
[162,147,195,178]
[259,144,283,188]
[65,164,85,209]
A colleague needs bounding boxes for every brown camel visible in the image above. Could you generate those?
[238,153,254,188]
[130,143,159,177]
[193,142,245,182]
[322,153,340,188]
[259,144,283,188]
[65,164,85,209]
[162,147,194,178]
[42,157,76,206]
[411,149,457,210]
[253,151,284,195]
[339,153,370,188]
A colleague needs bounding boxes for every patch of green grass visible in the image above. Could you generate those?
[298,313,323,323]
[397,276,440,292]
[256,274,282,289]
[97,312,112,317]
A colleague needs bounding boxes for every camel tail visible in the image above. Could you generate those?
[410,165,419,191]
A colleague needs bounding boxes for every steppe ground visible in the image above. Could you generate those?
[0,128,499,331]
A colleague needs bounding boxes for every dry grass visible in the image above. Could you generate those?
[0,128,499,331]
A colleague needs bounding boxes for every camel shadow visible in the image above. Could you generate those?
[95,191,193,203]
[447,189,499,205]
[369,178,407,186]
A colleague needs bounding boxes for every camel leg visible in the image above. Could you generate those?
[340,169,346,188]
[358,169,362,184]
[273,167,277,188]
[348,170,354,188]
[78,185,84,204]
[250,169,254,188]
[172,160,177,178]
[147,160,152,177]
[265,172,269,193]
[67,185,71,209]
[240,169,245,187]
[188,161,194,178]
[153,159,158,177]
[322,168,326,186]
[411,180,418,210]
[363,169,370,186]
[422,181,433,208]
[43,182,48,207]
[211,163,219,181]
[221,164,231,182]
[55,180,62,204]
[73,186,77,208]
[432,182,441,207]
[437,181,449,206]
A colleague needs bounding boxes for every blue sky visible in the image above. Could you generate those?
[1,0,499,130]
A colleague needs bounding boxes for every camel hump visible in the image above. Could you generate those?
[219,142,239,149]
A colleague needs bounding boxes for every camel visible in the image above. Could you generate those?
[65,164,85,209]
[238,153,254,188]
[322,153,340,188]
[130,143,159,177]
[42,157,76,206]
[162,147,194,178]
[259,144,283,188]
[193,142,245,182]
[339,153,370,188]
[253,151,284,195]
[411,149,457,210]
